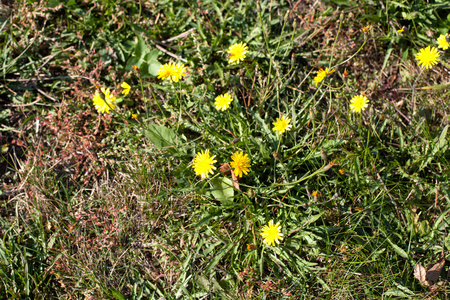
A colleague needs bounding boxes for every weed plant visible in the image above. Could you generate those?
[1,0,450,299]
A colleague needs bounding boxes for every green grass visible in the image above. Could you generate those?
[1,0,450,299]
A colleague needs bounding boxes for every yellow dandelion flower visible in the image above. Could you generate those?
[415,46,440,69]
[214,93,233,111]
[230,151,251,178]
[272,115,292,134]
[227,42,248,64]
[93,88,116,114]
[349,95,369,113]
[192,149,217,179]
[121,82,130,96]
[313,67,335,86]
[260,220,283,246]
[437,34,449,50]
[157,62,186,82]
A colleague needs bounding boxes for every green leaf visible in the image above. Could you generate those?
[386,238,408,259]
[214,62,224,86]
[127,36,154,74]
[196,209,222,228]
[110,289,126,300]
[382,43,394,72]
[196,275,210,291]
[390,1,410,8]
[301,212,324,226]
[204,242,233,273]
[46,0,60,8]
[145,49,160,62]
[419,124,448,171]
[126,56,145,71]
[135,36,148,59]
[438,124,448,149]
[144,124,176,149]
[383,290,411,297]
[148,61,161,77]
[209,177,234,202]
[322,0,354,5]
[384,281,414,297]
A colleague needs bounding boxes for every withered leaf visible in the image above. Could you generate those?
[231,169,240,191]
[414,264,429,287]
[219,163,231,176]
[414,255,446,288]
[425,255,445,285]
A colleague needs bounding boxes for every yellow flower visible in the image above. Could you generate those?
[415,46,440,69]
[437,34,449,50]
[349,95,369,113]
[157,62,186,82]
[362,25,370,32]
[192,149,217,179]
[121,82,130,96]
[230,151,251,178]
[339,169,345,175]
[131,114,138,119]
[313,67,334,86]
[214,93,233,111]
[227,42,248,64]
[92,88,116,114]
[397,28,404,33]
[343,68,348,77]
[272,115,292,134]
[260,220,283,246]
[247,244,256,251]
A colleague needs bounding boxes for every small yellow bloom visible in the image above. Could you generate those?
[339,169,345,175]
[157,62,186,82]
[214,93,233,111]
[311,190,318,197]
[131,114,138,119]
[230,151,251,178]
[227,42,248,64]
[362,25,370,33]
[415,46,440,69]
[192,149,217,179]
[133,65,139,71]
[397,28,404,33]
[260,220,283,246]
[437,34,449,50]
[313,67,335,86]
[343,68,348,77]
[349,95,369,113]
[272,115,292,134]
[247,244,256,251]
[121,82,131,96]
[92,88,116,114]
